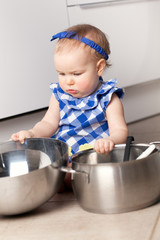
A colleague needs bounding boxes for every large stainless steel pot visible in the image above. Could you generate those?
[0,138,68,215]
[68,143,160,214]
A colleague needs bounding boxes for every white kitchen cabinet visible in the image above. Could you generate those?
[67,0,160,88]
[67,0,160,122]
[0,0,69,119]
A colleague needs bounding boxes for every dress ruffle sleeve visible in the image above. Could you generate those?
[50,83,59,100]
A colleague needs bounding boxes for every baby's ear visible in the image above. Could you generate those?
[96,58,106,76]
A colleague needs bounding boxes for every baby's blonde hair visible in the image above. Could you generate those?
[55,24,111,68]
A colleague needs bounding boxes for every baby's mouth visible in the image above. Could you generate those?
[67,89,78,94]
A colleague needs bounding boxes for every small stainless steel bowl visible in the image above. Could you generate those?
[71,144,160,214]
[0,138,68,215]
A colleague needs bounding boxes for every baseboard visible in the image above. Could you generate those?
[122,79,160,123]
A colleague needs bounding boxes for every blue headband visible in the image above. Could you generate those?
[50,31,109,60]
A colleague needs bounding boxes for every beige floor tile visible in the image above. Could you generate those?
[0,192,160,240]
[49,191,76,202]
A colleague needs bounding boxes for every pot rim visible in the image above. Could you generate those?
[0,138,68,179]
[71,143,159,166]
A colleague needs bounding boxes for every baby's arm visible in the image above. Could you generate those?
[94,93,128,154]
[11,95,60,143]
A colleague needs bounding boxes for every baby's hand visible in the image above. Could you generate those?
[94,138,114,154]
[11,130,34,144]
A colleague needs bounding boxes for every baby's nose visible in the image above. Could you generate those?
[66,77,74,85]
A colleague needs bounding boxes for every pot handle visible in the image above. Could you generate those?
[123,136,134,161]
[149,142,160,150]
[60,166,89,183]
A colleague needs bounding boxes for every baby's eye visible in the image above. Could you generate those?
[73,73,81,76]
[59,73,65,76]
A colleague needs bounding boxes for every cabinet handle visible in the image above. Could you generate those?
[68,0,132,8]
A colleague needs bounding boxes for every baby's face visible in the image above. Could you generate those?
[54,47,101,98]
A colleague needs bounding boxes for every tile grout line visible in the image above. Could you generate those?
[149,208,160,240]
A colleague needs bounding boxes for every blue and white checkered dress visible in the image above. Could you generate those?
[50,78,124,155]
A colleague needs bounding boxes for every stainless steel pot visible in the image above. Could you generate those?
[0,138,68,215]
[1,139,160,215]
[66,143,160,214]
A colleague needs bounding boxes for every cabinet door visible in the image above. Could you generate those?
[0,0,69,119]
[67,0,160,87]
